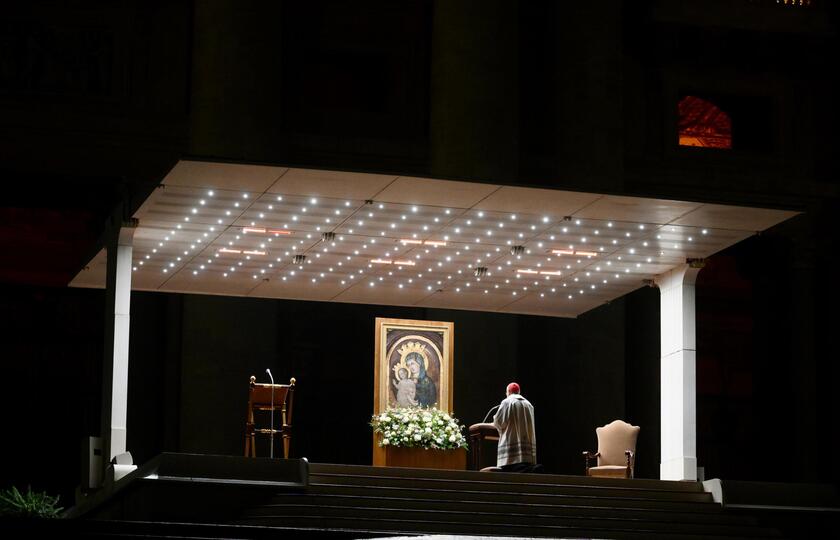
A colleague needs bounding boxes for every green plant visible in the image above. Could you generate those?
[0,486,63,519]
[370,406,468,450]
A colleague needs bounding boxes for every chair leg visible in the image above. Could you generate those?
[244,435,250,457]
[282,435,290,459]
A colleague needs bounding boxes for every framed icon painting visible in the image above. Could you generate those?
[373,318,454,464]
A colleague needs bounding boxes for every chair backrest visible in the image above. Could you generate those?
[247,376,296,426]
[596,420,640,466]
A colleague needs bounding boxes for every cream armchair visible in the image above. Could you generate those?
[582,420,639,478]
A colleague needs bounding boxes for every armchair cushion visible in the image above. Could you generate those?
[588,465,631,478]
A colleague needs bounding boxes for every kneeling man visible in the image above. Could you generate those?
[493,382,539,472]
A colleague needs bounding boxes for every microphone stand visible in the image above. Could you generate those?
[482,404,500,424]
[266,368,275,459]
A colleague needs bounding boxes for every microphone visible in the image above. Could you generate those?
[266,369,275,459]
[482,404,500,424]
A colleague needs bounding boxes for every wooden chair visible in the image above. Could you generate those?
[582,419,639,478]
[245,375,296,459]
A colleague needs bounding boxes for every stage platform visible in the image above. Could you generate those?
[23,453,840,539]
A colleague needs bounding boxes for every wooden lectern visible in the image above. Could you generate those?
[245,375,296,459]
[468,422,499,470]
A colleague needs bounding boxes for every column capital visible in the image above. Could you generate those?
[654,262,702,291]
[117,219,138,245]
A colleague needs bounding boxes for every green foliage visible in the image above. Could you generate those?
[0,486,63,519]
[371,406,468,450]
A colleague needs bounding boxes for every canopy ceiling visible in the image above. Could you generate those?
[70,160,798,318]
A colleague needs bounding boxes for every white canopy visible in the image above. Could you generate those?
[71,160,797,318]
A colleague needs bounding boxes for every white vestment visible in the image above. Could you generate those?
[493,394,536,467]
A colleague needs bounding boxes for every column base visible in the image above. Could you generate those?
[660,456,697,481]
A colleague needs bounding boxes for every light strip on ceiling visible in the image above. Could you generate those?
[372,258,417,267]
[243,226,292,236]
[552,249,597,257]
[399,238,447,247]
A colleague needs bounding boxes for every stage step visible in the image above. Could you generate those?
[307,482,721,513]
[265,492,747,525]
[311,462,705,492]
[243,502,775,538]
[309,472,713,503]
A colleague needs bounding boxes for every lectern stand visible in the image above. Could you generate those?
[467,422,499,471]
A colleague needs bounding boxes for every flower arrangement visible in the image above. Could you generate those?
[371,407,468,450]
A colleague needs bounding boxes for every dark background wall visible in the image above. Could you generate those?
[1,0,839,505]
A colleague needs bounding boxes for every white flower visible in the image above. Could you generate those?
[414,434,422,441]
[382,438,390,445]
[449,434,457,442]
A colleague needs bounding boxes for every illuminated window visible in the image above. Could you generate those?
[678,96,732,149]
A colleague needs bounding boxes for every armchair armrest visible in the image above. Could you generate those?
[582,451,600,468]
[624,450,634,467]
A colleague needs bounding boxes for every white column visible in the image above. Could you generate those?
[656,263,701,481]
[101,223,136,470]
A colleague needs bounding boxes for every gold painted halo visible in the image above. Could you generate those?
[392,359,411,380]
[397,341,430,374]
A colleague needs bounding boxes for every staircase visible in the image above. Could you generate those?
[69,457,785,539]
[237,463,780,539]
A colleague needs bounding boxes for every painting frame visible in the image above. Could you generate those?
[373,317,454,465]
